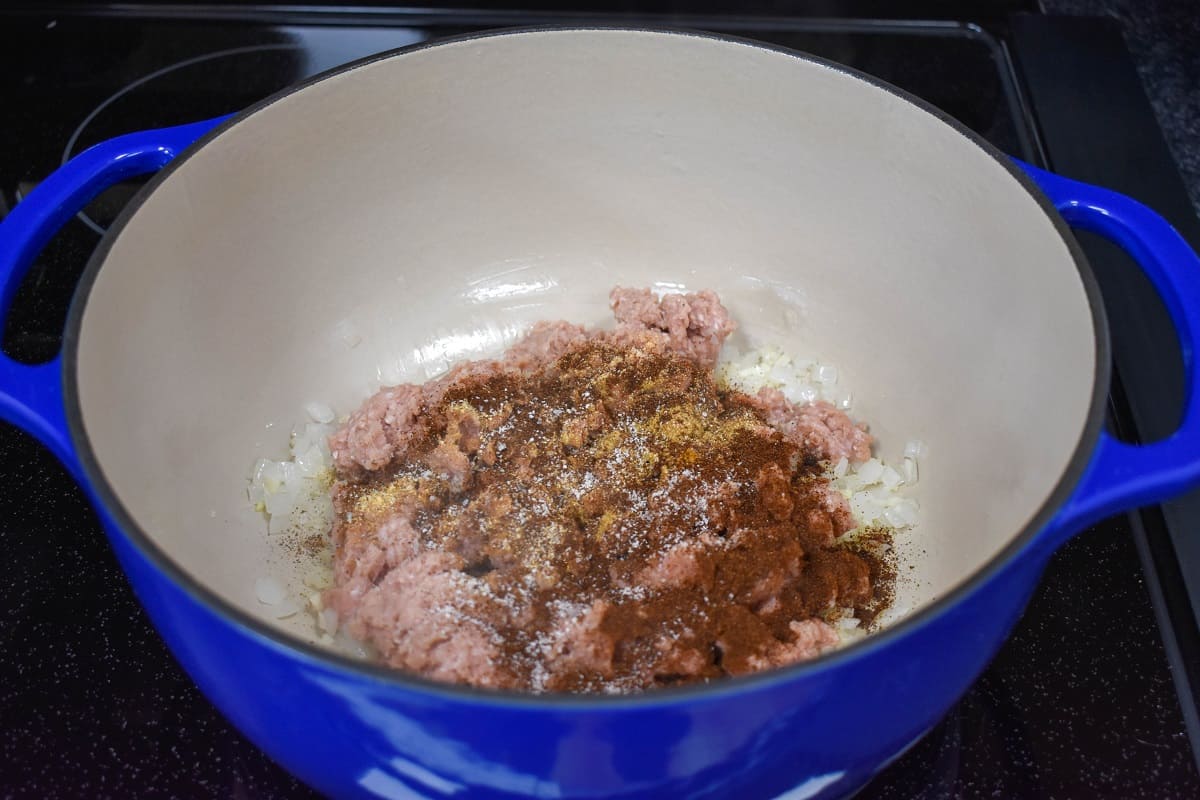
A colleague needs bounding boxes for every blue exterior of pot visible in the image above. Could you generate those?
[103,504,1051,798]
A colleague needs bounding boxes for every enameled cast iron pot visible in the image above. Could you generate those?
[3,29,1200,800]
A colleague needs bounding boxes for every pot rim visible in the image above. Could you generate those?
[61,26,1110,709]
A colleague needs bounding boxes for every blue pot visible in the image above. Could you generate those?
[2,29,1199,799]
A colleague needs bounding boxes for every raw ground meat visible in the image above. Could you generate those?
[329,287,743,477]
[324,288,886,693]
[608,287,736,369]
[749,387,872,464]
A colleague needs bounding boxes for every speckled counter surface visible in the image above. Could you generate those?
[1043,0,1200,217]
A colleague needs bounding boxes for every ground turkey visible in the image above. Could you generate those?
[324,287,881,693]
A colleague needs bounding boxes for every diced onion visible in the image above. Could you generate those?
[305,402,336,424]
[815,364,838,384]
[255,576,286,606]
[880,465,904,489]
[856,458,884,485]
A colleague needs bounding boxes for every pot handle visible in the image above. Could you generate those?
[1018,161,1200,542]
[0,117,226,479]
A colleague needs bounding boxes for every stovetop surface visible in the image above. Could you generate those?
[1,7,1198,798]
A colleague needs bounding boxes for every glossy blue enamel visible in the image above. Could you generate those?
[102,521,1043,799]
[0,116,227,478]
[1019,161,1200,550]
[1,120,1199,798]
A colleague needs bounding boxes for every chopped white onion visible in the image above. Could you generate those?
[248,457,271,483]
[767,358,795,385]
[885,498,920,528]
[319,607,340,636]
[255,576,286,606]
[815,364,838,384]
[793,384,818,405]
[292,422,333,460]
[263,484,297,523]
[303,570,332,591]
[294,444,326,479]
[856,458,884,485]
[305,402,336,424]
[849,494,884,525]
[880,465,904,490]
[831,389,853,411]
[247,479,266,509]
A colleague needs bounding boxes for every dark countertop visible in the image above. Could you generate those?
[1042,0,1200,217]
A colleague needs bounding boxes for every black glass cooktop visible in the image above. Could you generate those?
[2,5,1198,798]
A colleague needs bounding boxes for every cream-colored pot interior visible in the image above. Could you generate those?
[74,30,1096,656]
